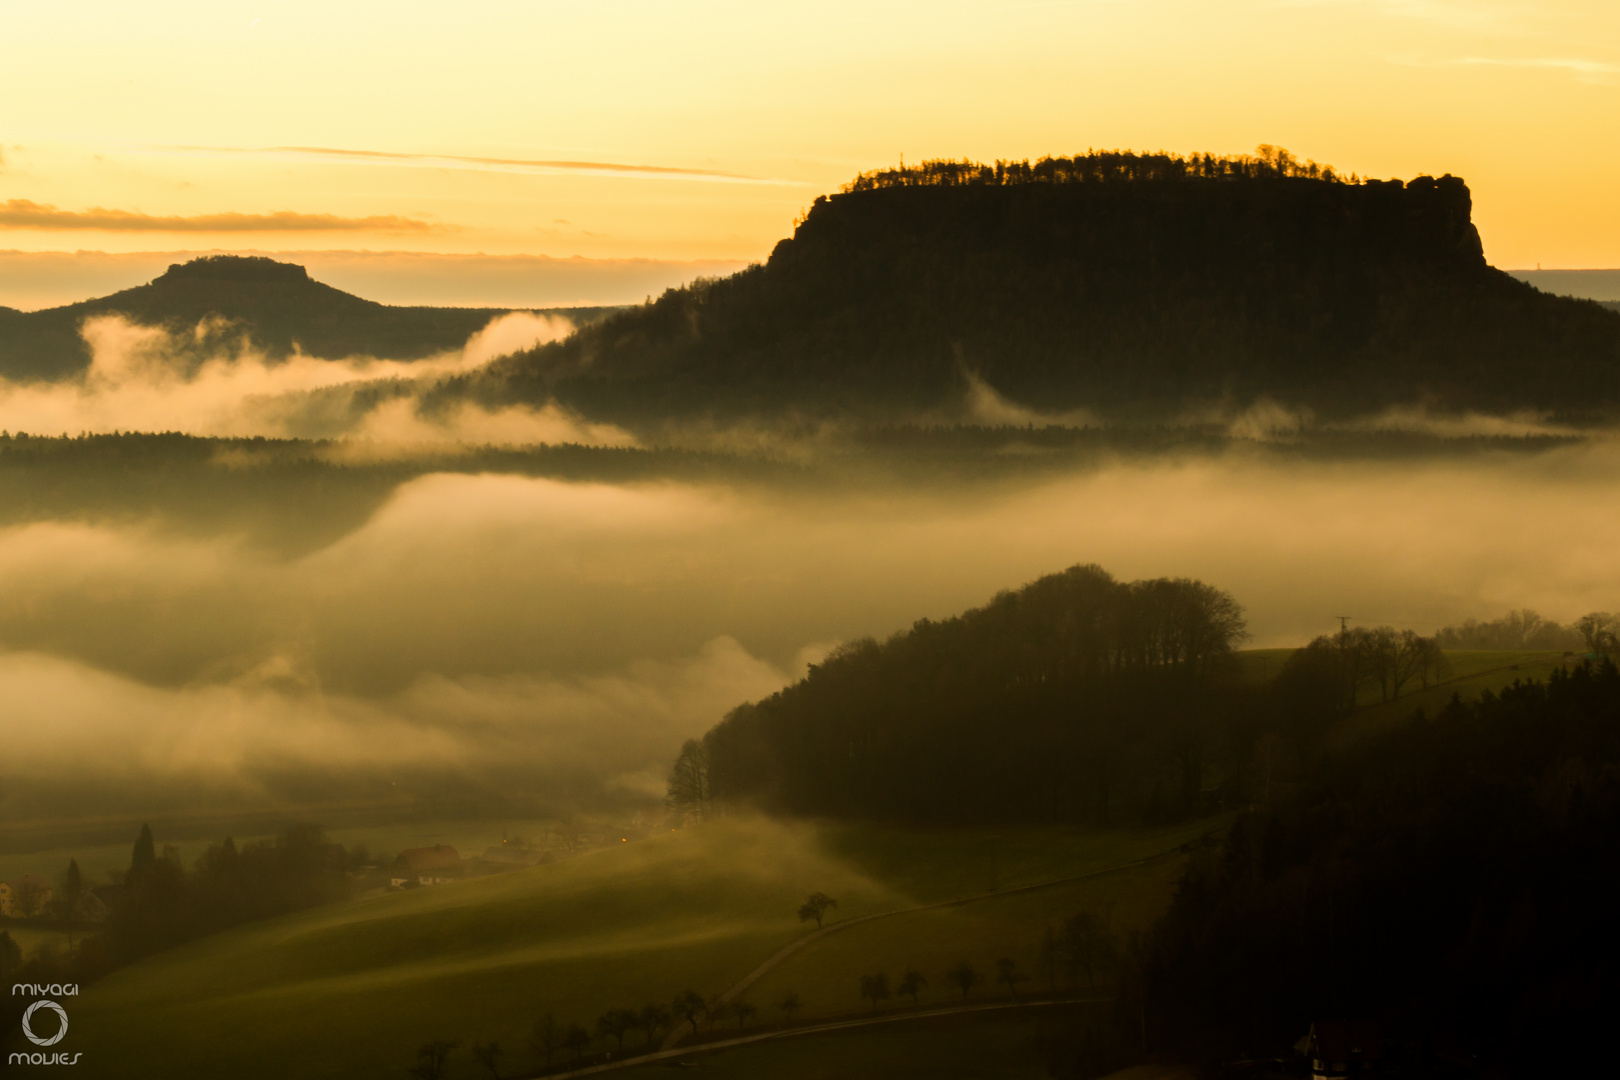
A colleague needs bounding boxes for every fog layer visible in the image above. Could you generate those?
[0,312,633,445]
[2,443,1619,825]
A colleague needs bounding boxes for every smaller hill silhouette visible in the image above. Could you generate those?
[0,255,617,380]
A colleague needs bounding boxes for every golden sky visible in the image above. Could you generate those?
[2,0,1618,271]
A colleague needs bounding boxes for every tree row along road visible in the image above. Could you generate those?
[646,834,1211,1055]
[533,997,1110,1080]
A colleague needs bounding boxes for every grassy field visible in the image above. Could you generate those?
[60,816,1210,1080]
[737,842,1193,1023]
[1329,650,1570,746]
[728,819,1215,1024]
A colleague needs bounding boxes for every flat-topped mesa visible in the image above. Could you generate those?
[156,255,312,285]
[473,153,1620,426]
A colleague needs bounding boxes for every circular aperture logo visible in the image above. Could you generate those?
[21,1000,68,1046]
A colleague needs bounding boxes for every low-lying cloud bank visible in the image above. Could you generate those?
[2,447,1620,824]
[0,637,804,822]
[0,312,633,445]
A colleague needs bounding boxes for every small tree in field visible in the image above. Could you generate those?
[798,892,838,929]
[858,972,891,1013]
[673,990,706,1035]
[472,1041,503,1077]
[409,1039,460,1080]
[564,1023,591,1062]
[778,992,802,1024]
[897,968,926,1005]
[639,1003,671,1046]
[733,1001,757,1031]
[1060,911,1120,987]
[1038,926,1060,993]
[947,961,979,1001]
[531,1014,558,1072]
[596,1008,635,1054]
[996,957,1030,1000]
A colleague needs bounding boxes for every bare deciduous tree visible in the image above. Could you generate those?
[672,990,705,1035]
[946,961,979,1001]
[859,972,891,1012]
[409,1039,460,1080]
[897,968,926,1004]
[777,992,802,1023]
[530,1014,558,1072]
[996,957,1030,999]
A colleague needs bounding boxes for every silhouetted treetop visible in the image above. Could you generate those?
[843,145,1353,191]
[157,255,312,284]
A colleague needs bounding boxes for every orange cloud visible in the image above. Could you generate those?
[0,200,437,232]
[160,144,791,184]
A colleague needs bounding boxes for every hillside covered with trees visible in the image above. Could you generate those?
[453,149,1620,428]
[1080,660,1620,1078]
[672,563,1483,831]
[678,564,1254,825]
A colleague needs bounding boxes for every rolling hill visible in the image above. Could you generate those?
[61,817,1208,1079]
[0,255,619,380]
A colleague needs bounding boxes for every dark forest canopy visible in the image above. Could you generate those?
[686,565,1251,825]
[453,154,1620,430]
[1089,661,1620,1078]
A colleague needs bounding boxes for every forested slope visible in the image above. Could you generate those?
[455,152,1620,427]
[684,564,1251,825]
[1077,661,1620,1078]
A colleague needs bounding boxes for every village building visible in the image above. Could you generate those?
[390,845,464,887]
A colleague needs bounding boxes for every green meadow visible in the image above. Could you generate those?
[63,817,1211,1080]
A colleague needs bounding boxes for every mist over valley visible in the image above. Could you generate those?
[4,150,1620,1079]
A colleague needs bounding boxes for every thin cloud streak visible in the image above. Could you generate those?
[153,144,800,186]
[0,200,436,233]
[1452,55,1619,78]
